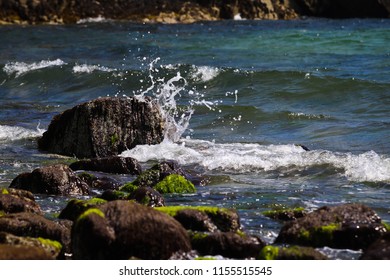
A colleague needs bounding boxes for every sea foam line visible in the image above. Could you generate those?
[72,64,117,74]
[121,139,390,183]
[3,59,67,77]
[0,124,45,142]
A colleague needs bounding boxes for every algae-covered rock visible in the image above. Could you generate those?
[0,232,62,259]
[128,187,165,207]
[0,212,71,257]
[156,206,240,232]
[275,203,386,250]
[191,231,266,259]
[263,207,306,221]
[154,174,196,194]
[258,245,327,260]
[72,200,191,259]
[58,198,107,221]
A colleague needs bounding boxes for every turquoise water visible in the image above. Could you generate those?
[1,18,390,259]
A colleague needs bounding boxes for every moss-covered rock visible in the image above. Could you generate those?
[263,207,306,221]
[258,245,327,260]
[275,203,387,250]
[0,232,62,259]
[128,187,165,207]
[119,182,139,193]
[154,174,196,194]
[58,198,107,221]
[72,200,191,259]
[156,205,240,232]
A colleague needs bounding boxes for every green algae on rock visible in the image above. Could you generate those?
[258,245,327,260]
[154,174,196,194]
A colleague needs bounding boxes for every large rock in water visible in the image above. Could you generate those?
[38,97,165,159]
[72,200,191,259]
[275,203,387,250]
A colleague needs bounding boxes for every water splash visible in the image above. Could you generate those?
[0,124,45,142]
[3,59,66,77]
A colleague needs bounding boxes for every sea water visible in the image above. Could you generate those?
[1,18,390,259]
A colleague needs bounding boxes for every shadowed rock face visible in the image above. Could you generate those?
[38,97,165,159]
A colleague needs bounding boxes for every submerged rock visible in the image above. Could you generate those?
[70,156,142,175]
[275,203,386,250]
[258,245,327,260]
[191,232,265,259]
[72,200,191,259]
[38,97,165,158]
[9,164,90,196]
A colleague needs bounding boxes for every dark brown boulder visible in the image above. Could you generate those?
[175,209,218,232]
[275,203,386,250]
[70,156,142,175]
[360,232,390,260]
[38,97,165,159]
[128,187,165,207]
[191,232,266,259]
[0,244,53,260]
[72,200,191,259]
[9,164,90,196]
[0,212,71,257]
[0,193,41,215]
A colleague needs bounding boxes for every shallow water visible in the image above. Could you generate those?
[1,18,390,259]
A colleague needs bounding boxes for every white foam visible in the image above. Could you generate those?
[77,15,107,24]
[0,124,45,142]
[72,64,116,74]
[191,66,220,82]
[121,139,390,183]
[3,59,66,77]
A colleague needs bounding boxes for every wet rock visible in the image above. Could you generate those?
[275,204,386,250]
[0,212,71,257]
[0,188,41,215]
[258,245,327,260]
[98,190,129,201]
[128,187,165,207]
[0,232,62,259]
[9,164,90,196]
[78,173,121,191]
[58,198,107,221]
[360,232,390,260]
[0,244,53,260]
[174,209,218,232]
[156,206,241,232]
[72,200,191,259]
[70,156,142,175]
[38,97,165,158]
[263,207,306,221]
[191,232,266,259]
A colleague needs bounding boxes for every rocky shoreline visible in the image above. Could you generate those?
[0,97,389,260]
[1,0,390,25]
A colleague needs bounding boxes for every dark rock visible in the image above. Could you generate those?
[156,206,241,232]
[2,188,35,201]
[38,97,165,158]
[275,203,386,250]
[191,232,266,259]
[78,173,121,191]
[70,156,142,175]
[9,164,90,196]
[58,198,107,221]
[360,232,390,260]
[0,232,62,259]
[0,212,71,257]
[128,187,165,207]
[258,245,327,260]
[0,193,41,215]
[175,209,218,232]
[98,190,129,201]
[0,244,53,260]
[72,200,191,259]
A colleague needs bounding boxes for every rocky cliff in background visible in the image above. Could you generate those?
[0,0,389,24]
